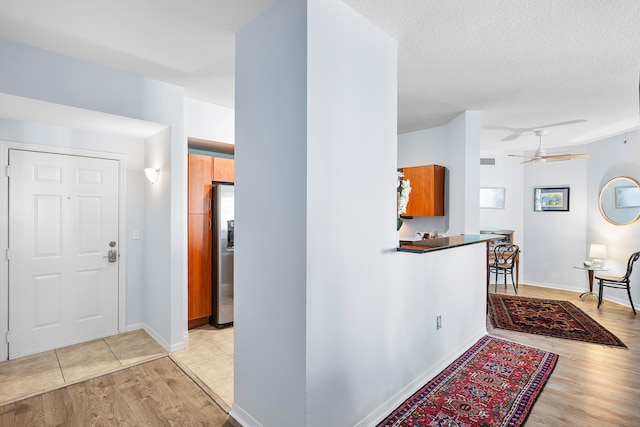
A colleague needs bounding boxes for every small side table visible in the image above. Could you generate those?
[574,266,608,300]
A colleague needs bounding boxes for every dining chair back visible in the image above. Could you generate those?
[490,244,520,293]
[595,251,640,314]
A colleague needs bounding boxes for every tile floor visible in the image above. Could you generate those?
[172,325,235,412]
[0,326,235,412]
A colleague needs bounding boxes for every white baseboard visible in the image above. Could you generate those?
[523,280,581,292]
[142,324,170,351]
[125,322,145,333]
[125,322,184,352]
[229,403,264,427]
[354,328,487,427]
[522,281,635,311]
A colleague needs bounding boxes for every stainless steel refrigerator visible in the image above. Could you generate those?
[211,183,234,327]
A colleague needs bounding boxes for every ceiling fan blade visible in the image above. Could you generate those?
[507,154,530,158]
[484,125,518,131]
[486,119,587,142]
[543,157,571,162]
[567,153,590,159]
[501,132,524,142]
[543,153,591,160]
[535,119,587,129]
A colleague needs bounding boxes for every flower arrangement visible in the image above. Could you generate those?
[397,171,412,231]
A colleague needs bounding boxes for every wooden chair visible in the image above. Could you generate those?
[490,244,520,293]
[595,251,640,315]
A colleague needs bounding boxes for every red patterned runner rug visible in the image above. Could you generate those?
[489,294,626,348]
[377,335,557,427]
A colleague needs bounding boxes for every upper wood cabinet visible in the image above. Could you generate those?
[401,164,445,217]
[188,154,213,215]
[189,154,235,215]
[212,156,234,183]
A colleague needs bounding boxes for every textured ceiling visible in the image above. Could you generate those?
[0,0,639,151]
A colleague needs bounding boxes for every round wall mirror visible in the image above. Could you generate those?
[598,176,640,225]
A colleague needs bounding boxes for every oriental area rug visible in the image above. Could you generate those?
[378,335,557,427]
[488,293,627,348]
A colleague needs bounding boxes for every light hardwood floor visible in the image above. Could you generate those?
[0,356,236,426]
[0,326,235,417]
[0,285,637,426]
[489,284,640,427]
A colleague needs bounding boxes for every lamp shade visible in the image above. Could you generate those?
[589,244,607,259]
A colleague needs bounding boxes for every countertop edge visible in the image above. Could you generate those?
[397,234,504,254]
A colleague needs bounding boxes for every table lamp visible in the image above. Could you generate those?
[589,244,607,268]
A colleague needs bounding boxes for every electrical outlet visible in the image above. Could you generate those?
[436,315,442,330]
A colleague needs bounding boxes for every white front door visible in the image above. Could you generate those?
[8,149,119,359]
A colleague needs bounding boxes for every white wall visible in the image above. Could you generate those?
[587,131,640,307]
[141,79,187,350]
[397,111,482,239]
[454,111,481,233]
[480,129,640,311]
[234,0,308,424]
[184,97,235,144]
[523,151,588,289]
[0,40,187,351]
[479,152,525,273]
[142,128,174,348]
[305,1,398,425]
[235,1,487,426]
[478,153,524,235]
[0,40,146,120]
[0,120,146,329]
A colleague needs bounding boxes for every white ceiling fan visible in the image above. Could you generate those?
[508,130,590,164]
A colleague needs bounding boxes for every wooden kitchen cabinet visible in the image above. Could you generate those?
[212,156,234,182]
[187,153,234,329]
[188,213,212,328]
[188,154,213,215]
[401,164,445,217]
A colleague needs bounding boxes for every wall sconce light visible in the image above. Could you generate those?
[145,167,160,184]
[589,244,607,268]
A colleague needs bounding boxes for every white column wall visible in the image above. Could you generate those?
[446,111,481,235]
[305,0,398,425]
[234,1,488,426]
[233,0,309,425]
[142,128,174,349]
[142,80,186,350]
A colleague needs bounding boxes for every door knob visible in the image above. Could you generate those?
[104,241,117,262]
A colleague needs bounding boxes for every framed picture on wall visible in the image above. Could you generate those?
[480,187,505,209]
[533,187,570,211]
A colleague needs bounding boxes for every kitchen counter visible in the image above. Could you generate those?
[398,233,503,253]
